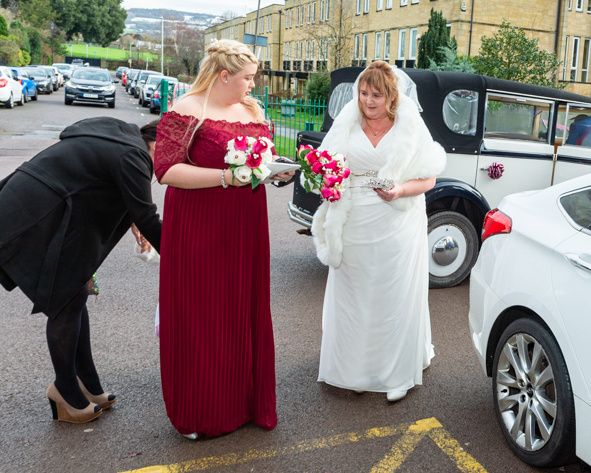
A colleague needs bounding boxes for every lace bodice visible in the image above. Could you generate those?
[154,111,272,182]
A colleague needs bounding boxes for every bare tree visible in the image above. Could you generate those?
[166,23,204,78]
[302,0,354,70]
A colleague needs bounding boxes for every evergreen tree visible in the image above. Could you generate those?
[417,9,450,69]
[0,15,8,36]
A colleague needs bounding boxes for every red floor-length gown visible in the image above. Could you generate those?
[154,111,277,437]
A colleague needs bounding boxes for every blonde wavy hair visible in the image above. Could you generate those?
[357,60,399,122]
[186,39,263,122]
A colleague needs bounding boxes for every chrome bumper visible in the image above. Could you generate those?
[287,201,313,229]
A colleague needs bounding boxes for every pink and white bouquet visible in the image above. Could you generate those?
[297,145,350,202]
[224,135,275,189]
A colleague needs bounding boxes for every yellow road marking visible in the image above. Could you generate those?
[369,418,443,473]
[119,418,487,473]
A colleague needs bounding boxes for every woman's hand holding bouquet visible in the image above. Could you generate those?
[224,136,275,189]
[296,145,350,202]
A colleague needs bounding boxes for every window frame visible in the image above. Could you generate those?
[398,29,407,60]
[559,187,591,234]
[571,36,581,81]
[377,0,383,11]
[576,0,583,11]
[400,0,408,5]
[364,0,370,14]
[375,31,383,59]
[582,38,591,83]
[484,92,555,144]
[409,28,418,59]
[362,33,368,60]
[384,31,391,60]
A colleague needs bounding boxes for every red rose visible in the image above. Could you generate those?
[234,136,249,151]
[305,150,320,165]
[246,153,263,169]
[252,139,269,154]
[341,168,351,178]
[323,160,339,172]
[323,174,343,187]
[311,161,324,174]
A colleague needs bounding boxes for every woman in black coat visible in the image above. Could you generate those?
[0,117,161,423]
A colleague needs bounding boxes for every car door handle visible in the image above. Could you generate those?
[565,253,591,273]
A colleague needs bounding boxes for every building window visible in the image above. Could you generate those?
[354,34,360,59]
[567,0,573,9]
[576,0,583,11]
[409,28,418,59]
[398,30,407,59]
[377,0,383,11]
[384,31,391,60]
[362,33,368,59]
[356,0,361,14]
[364,0,370,13]
[400,0,408,5]
[411,0,419,3]
[375,32,382,58]
[325,0,330,20]
[312,2,316,22]
[571,36,580,81]
[588,0,591,13]
[582,39,590,82]
[320,0,325,20]
[386,0,392,8]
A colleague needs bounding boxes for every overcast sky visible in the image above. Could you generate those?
[122,0,283,17]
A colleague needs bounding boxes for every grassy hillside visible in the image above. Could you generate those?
[65,44,158,62]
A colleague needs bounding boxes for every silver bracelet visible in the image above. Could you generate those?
[220,169,228,189]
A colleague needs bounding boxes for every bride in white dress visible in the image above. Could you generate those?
[312,61,447,401]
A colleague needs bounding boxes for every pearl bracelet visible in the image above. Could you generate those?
[220,169,228,189]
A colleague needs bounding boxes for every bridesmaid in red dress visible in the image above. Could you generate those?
[153,39,291,439]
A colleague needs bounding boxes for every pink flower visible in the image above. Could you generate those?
[234,136,249,151]
[323,160,339,172]
[305,150,320,166]
[341,167,351,179]
[311,161,324,174]
[246,153,263,169]
[252,139,270,154]
[298,144,313,155]
[319,150,333,161]
[323,174,343,187]
[321,186,341,202]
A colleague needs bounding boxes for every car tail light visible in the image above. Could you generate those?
[0,78,7,88]
[481,208,512,242]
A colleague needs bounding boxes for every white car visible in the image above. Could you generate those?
[469,173,591,467]
[0,66,25,108]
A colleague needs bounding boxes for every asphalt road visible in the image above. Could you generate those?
[0,87,588,473]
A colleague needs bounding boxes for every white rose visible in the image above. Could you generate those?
[234,165,253,183]
[261,149,274,163]
[253,164,271,181]
[225,150,248,165]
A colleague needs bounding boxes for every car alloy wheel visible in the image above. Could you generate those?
[5,93,14,109]
[493,319,575,467]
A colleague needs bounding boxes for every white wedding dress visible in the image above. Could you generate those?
[317,124,434,393]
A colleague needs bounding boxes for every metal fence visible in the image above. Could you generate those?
[253,87,327,158]
[160,83,327,159]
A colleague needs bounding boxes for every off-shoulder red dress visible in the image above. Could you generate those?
[154,112,277,437]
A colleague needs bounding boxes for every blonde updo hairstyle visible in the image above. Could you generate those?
[357,60,399,122]
[186,39,263,122]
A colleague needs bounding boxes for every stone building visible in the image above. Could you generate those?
[204,0,591,96]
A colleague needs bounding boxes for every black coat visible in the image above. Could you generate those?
[0,117,161,316]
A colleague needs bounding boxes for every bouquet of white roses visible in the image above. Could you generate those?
[224,135,275,189]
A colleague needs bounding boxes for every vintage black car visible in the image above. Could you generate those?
[288,67,591,288]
